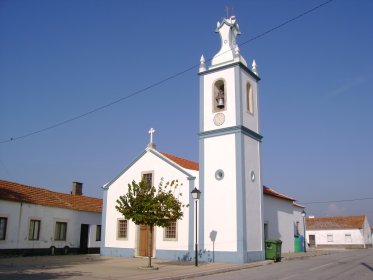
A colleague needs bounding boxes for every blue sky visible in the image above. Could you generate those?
[1,0,372,224]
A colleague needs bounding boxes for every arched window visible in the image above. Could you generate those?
[213,80,226,112]
[247,83,254,114]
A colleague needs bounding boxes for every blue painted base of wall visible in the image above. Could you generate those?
[156,250,192,262]
[247,250,265,262]
[101,246,264,264]
[100,247,135,257]
[199,250,265,263]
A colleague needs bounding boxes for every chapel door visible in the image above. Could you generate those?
[138,225,154,257]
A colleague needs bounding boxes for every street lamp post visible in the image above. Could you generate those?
[191,187,201,267]
[301,210,307,253]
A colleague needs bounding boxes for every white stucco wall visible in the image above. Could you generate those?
[203,134,238,252]
[102,150,197,256]
[263,195,300,253]
[244,137,263,252]
[0,199,101,250]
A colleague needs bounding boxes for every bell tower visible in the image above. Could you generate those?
[198,16,264,263]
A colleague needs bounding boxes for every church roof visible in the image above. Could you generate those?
[306,215,366,230]
[263,186,296,202]
[0,179,102,213]
[160,152,199,171]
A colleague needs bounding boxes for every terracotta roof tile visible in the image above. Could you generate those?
[160,152,199,171]
[306,215,366,230]
[263,186,296,201]
[0,180,102,213]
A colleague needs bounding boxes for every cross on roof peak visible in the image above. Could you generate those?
[148,128,156,149]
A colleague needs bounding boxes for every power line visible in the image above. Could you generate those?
[0,0,335,144]
[239,0,335,47]
[301,197,373,205]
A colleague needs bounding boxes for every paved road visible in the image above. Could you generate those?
[0,249,370,279]
[197,249,373,280]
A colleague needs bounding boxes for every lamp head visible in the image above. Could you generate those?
[301,210,306,217]
[191,187,201,200]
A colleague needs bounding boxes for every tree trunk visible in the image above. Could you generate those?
[148,224,153,267]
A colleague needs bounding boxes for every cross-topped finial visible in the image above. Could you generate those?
[149,128,155,144]
[148,128,156,149]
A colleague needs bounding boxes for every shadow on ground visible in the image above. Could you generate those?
[0,271,84,280]
[0,255,103,280]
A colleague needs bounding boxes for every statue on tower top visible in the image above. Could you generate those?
[210,15,247,69]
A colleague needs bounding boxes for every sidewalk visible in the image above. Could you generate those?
[0,250,340,280]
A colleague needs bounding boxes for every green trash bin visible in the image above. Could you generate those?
[294,236,302,253]
[265,240,282,262]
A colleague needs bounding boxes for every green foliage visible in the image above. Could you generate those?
[115,178,188,228]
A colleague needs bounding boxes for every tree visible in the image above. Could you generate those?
[116,179,187,268]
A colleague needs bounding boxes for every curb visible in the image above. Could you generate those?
[156,260,274,280]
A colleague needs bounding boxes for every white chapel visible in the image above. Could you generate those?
[101,15,305,263]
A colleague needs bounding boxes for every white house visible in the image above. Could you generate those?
[306,215,372,249]
[0,180,102,256]
[101,15,306,263]
[263,187,305,253]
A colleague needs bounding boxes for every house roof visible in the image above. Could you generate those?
[263,186,296,202]
[0,180,102,213]
[160,152,199,171]
[306,215,366,230]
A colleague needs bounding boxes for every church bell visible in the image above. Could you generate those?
[216,89,225,109]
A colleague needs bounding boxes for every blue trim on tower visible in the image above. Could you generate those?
[199,125,263,142]
[198,61,260,82]
[235,65,243,125]
[199,59,205,256]
[235,132,247,262]
[198,139,205,253]
[200,75,205,132]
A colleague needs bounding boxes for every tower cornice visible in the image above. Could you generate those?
[198,61,260,82]
[199,125,263,142]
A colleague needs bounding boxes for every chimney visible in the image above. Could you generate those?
[72,182,83,195]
